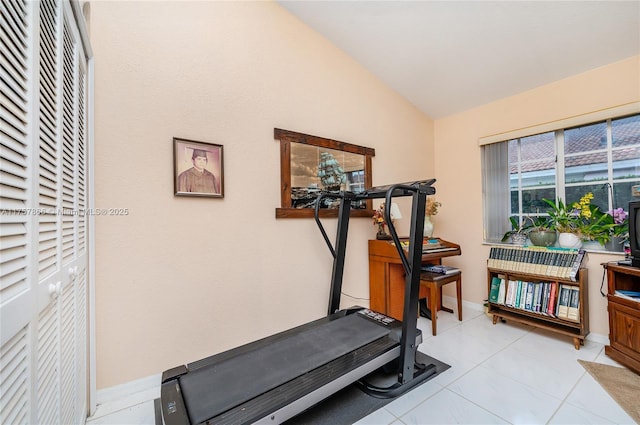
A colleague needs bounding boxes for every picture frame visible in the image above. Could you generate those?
[174,137,224,198]
[273,128,375,218]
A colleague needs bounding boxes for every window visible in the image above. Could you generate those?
[483,114,640,244]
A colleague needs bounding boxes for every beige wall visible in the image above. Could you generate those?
[90,1,434,389]
[91,1,639,390]
[434,56,640,337]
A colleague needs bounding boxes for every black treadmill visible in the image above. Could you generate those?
[160,179,438,425]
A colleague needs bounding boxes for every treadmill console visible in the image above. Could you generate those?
[357,308,397,326]
[357,308,422,345]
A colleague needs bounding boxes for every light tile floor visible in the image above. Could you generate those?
[86,306,637,424]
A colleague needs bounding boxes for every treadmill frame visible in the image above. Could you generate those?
[314,179,436,391]
[160,179,438,424]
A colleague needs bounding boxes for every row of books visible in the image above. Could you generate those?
[397,239,458,254]
[422,239,458,254]
[489,277,580,321]
[488,246,587,281]
[399,239,443,250]
[422,264,459,275]
[614,289,640,301]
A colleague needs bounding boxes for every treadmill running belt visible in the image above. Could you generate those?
[179,313,390,424]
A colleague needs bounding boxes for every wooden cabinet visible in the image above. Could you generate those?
[368,238,461,321]
[603,262,640,374]
[487,268,589,349]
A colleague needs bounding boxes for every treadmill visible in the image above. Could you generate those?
[160,179,438,425]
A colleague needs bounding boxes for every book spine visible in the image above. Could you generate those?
[549,251,558,277]
[497,278,506,304]
[541,282,550,315]
[554,283,563,317]
[534,250,543,275]
[569,249,586,281]
[545,250,553,276]
[557,284,570,319]
[514,280,522,308]
[506,280,516,307]
[489,276,501,303]
[547,282,557,317]
[507,248,515,272]
[525,282,534,310]
[519,281,528,309]
[567,286,580,321]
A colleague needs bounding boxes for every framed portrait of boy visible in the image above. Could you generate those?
[174,138,224,198]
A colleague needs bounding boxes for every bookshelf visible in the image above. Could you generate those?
[603,262,640,374]
[487,246,589,350]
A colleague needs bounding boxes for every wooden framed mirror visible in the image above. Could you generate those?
[274,128,375,218]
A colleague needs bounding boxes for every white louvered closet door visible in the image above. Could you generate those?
[1,1,90,424]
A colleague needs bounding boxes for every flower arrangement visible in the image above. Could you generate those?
[578,205,616,244]
[603,208,629,251]
[543,193,617,244]
[372,203,386,228]
[608,208,629,238]
[426,198,441,216]
[372,203,392,240]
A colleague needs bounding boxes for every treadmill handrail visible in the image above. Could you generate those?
[384,184,415,275]
[314,190,355,314]
[356,179,436,200]
[314,180,437,313]
[314,179,437,388]
[314,191,343,259]
[382,181,435,276]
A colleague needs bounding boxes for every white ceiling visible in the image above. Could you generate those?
[278,1,640,119]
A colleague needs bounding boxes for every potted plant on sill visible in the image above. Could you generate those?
[543,197,582,248]
[501,216,531,245]
[604,207,629,252]
[543,193,616,250]
[576,203,616,250]
[527,216,557,247]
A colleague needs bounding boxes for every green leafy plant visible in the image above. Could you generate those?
[501,216,533,243]
[542,198,579,233]
[578,204,616,244]
[527,215,553,231]
[543,194,616,244]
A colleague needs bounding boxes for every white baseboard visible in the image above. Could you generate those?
[586,332,609,345]
[442,296,610,345]
[96,373,161,406]
[441,295,484,314]
[88,373,161,421]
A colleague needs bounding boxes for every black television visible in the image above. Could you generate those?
[629,200,640,268]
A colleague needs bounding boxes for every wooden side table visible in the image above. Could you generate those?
[368,238,461,321]
[420,271,462,335]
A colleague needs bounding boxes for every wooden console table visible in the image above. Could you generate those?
[368,238,461,321]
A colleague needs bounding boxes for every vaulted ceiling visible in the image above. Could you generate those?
[278,1,640,119]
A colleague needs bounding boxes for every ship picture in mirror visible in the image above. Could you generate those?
[274,128,375,218]
[291,143,366,210]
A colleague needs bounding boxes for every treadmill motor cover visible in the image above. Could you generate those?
[178,313,390,424]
